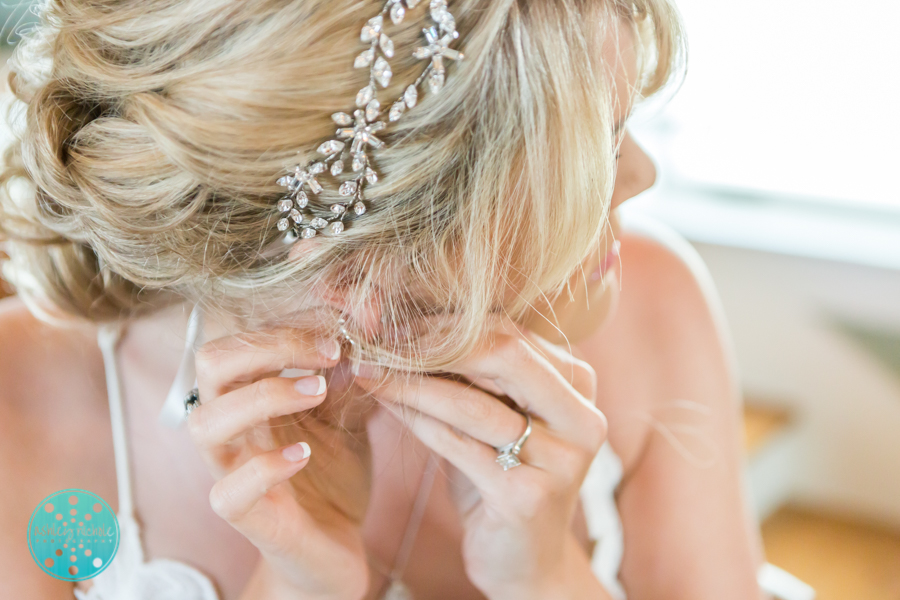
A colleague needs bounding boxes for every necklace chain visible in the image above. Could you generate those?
[369,452,440,599]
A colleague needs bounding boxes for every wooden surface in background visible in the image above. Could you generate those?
[762,506,900,600]
[743,404,792,455]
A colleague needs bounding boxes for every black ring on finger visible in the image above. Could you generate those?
[184,387,201,418]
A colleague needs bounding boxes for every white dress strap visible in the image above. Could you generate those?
[579,441,627,600]
[97,322,135,522]
[85,318,222,600]
[158,303,204,429]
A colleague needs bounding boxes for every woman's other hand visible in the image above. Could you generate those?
[190,328,370,600]
[355,323,612,600]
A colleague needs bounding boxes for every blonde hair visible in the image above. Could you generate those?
[0,0,684,371]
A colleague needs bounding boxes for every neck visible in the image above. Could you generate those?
[124,300,243,350]
[115,301,235,418]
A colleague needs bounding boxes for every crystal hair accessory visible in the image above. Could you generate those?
[274,0,464,240]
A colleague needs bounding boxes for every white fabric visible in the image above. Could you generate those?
[72,512,220,600]
[158,304,204,430]
[80,316,627,599]
[580,441,628,600]
[75,324,219,600]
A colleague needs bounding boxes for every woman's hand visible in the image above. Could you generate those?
[355,323,611,600]
[189,328,370,600]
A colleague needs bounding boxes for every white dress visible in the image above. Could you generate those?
[74,314,628,600]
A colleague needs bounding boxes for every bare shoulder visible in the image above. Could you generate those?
[0,297,102,597]
[577,212,741,478]
[0,296,104,417]
[580,217,764,598]
[614,211,738,385]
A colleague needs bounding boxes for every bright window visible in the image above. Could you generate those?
[631,0,900,211]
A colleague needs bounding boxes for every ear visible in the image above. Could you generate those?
[288,239,384,338]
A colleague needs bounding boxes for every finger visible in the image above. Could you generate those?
[449,332,602,441]
[468,315,597,399]
[209,441,364,583]
[382,403,523,496]
[187,375,327,465]
[196,328,341,399]
[465,335,595,409]
[525,333,597,401]
[209,441,312,524]
[208,441,341,559]
[463,316,595,401]
[464,375,506,398]
[357,374,561,470]
[359,374,525,446]
[383,312,564,399]
[384,404,575,519]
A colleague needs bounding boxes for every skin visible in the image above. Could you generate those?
[0,17,769,600]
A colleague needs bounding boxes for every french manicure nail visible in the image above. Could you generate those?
[295,375,326,396]
[316,338,341,361]
[283,441,311,462]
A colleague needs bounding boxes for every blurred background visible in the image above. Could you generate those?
[626,0,900,598]
[1,1,898,598]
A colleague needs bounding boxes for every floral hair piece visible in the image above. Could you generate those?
[274,0,464,240]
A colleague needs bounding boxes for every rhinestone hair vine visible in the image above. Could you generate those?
[274,0,464,240]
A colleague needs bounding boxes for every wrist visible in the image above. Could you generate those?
[240,556,368,600]
[546,534,614,600]
[489,535,613,600]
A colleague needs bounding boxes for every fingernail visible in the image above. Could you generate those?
[295,375,326,396]
[283,441,311,462]
[316,338,341,361]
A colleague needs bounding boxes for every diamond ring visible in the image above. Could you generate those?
[494,412,532,471]
[183,388,201,418]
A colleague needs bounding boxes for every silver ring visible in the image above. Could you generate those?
[494,412,532,471]
[183,388,201,418]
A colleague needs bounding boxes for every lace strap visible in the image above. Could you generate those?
[97,322,135,521]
